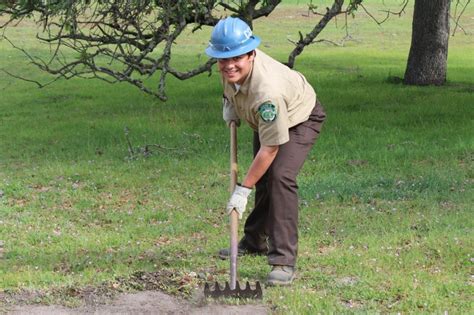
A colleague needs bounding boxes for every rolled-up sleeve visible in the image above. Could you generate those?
[222,95,240,124]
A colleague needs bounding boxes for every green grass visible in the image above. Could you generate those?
[1,1,473,313]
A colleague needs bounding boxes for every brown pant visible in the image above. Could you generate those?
[241,100,326,266]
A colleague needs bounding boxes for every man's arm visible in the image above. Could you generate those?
[242,145,279,188]
[226,144,279,218]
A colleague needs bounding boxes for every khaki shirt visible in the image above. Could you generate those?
[223,49,316,146]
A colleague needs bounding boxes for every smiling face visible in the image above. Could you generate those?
[217,51,255,85]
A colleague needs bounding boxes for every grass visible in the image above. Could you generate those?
[1,1,473,313]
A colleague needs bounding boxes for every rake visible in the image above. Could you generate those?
[204,121,263,299]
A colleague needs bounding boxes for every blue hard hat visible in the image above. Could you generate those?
[205,17,261,59]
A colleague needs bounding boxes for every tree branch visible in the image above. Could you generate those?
[286,0,345,68]
[452,0,471,36]
[0,0,225,100]
[359,0,408,25]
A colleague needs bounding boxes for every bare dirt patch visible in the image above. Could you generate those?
[1,270,268,314]
[5,290,268,315]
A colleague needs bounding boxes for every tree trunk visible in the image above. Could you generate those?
[404,0,451,85]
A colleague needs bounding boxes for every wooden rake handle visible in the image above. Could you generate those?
[229,121,239,290]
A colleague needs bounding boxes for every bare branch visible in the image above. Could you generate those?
[451,0,471,36]
[0,68,59,88]
[287,0,345,68]
[359,0,409,25]
[0,0,284,99]
[286,0,415,68]
[0,0,225,100]
[218,1,240,14]
[251,0,282,19]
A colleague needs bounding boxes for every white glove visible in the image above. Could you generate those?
[226,185,252,219]
[222,96,241,127]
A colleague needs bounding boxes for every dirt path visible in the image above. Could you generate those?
[5,290,269,315]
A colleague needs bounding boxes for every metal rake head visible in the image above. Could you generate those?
[204,280,263,299]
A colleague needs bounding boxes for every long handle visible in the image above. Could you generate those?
[229,121,238,290]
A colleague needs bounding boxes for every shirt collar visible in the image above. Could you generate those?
[238,61,254,95]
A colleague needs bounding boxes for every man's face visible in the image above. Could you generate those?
[217,52,255,85]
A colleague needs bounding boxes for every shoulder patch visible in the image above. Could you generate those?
[258,103,277,122]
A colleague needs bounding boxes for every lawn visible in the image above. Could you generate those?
[0,1,473,313]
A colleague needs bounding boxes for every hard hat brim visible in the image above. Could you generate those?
[205,36,261,59]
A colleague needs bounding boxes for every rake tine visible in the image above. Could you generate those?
[255,281,263,298]
[203,282,213,298]
[244,281,251,290]
[204,280,263,299]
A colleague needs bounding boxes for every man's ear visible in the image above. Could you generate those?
[248,50,256,61]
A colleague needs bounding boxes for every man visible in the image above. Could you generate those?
[205,17,325,286]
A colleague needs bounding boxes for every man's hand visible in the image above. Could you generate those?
[226,185,252,219]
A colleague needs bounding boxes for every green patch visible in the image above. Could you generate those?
[258,103,277,122]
